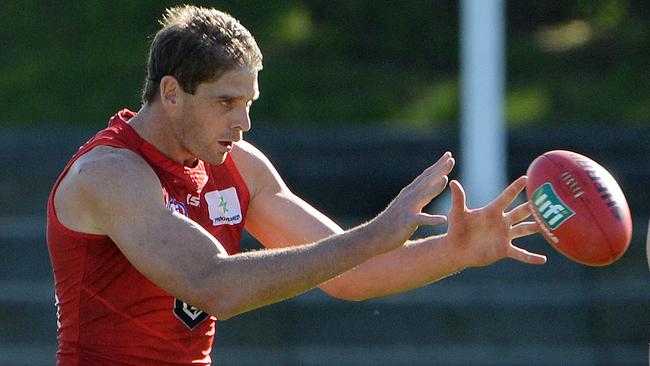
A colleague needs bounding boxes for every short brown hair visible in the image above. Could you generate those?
[142,5,263,103]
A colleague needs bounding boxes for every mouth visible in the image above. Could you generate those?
[218,140,234,151]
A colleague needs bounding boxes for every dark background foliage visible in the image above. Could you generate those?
[2,0,648,126]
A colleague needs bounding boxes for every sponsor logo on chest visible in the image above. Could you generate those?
[205,187,242,226]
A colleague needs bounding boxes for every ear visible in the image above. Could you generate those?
[159,75,182,108]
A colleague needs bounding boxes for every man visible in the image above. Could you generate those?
[46,5,546,365]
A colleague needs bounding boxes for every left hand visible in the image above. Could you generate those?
[447,176,547,268]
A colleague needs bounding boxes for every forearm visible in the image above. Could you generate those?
[321,233,465,301]
[238,150,455,305]
[199,218,397,319]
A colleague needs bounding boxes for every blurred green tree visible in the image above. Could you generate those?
[0,0,647,127]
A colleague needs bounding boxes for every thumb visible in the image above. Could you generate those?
[449,180,467,213]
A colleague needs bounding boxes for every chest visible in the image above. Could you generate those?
[159,167,249,255]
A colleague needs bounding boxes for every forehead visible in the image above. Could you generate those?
[196,67,259,99]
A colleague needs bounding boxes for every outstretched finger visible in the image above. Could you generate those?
[416,213,448,227]
[408,153,454,192]
[506,201,534,225]
[416,152,453,180]
[507,245,547,265]
[509,221,540,239]
[418,176,449,208]
[426,152,454,175]
[493,176,528,211]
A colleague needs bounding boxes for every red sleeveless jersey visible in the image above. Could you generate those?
[46,109,250,365]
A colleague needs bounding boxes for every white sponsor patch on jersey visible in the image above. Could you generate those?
[205,187,242,226]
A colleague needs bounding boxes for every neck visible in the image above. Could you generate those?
[128,103,198,167]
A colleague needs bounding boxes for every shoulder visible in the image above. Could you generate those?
[72,146,159,191]
[230,139,288,199]
[230,139,272,167]
[54,146,164,233]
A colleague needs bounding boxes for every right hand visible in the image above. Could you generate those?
[374,152,455,247]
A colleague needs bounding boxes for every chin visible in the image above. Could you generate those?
[203,153,228,165]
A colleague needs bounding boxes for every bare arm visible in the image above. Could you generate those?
[54,146,450,319]
[235,141,546,301]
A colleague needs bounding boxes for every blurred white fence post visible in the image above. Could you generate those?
[460,0,507,207]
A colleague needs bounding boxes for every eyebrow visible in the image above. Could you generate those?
[210,93,259,101]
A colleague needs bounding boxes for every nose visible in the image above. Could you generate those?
[232,106,251,132]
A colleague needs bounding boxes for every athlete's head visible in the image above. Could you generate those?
[142,5,263,104]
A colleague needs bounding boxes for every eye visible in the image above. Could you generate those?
[217,99,234,111]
